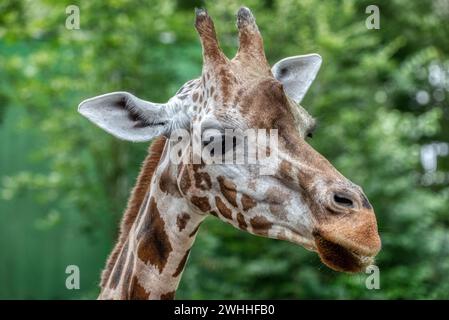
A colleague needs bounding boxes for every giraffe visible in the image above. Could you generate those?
[78,7,381,300]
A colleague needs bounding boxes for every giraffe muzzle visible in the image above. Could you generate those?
[312,190,381,273]
[313,232,376,273]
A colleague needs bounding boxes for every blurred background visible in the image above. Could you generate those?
[1,0,449,299]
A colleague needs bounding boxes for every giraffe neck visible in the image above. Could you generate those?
[99,141,206,300]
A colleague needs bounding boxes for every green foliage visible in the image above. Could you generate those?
[0,0,448,299]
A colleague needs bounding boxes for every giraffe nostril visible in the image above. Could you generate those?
[333,194,354,208]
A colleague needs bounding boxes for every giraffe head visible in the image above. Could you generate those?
[79,7,380,273]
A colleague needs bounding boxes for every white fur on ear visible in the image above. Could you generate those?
[78,92,169,142]
[271,54,322,104]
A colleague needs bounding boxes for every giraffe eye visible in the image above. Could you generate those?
[202,132,238,158]
[202,130,227,157]
[307,132,313,139]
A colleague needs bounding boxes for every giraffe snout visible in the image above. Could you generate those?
[310,183,381,273]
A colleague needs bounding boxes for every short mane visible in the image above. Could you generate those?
[100,136,167,287]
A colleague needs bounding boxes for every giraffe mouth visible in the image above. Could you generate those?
[313,232,375,273]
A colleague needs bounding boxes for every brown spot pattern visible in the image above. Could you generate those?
[215,196,233,220]
[269,204,284,218]
[129,275,150,300]
[265,187,289,219]
[241,194,256,211]
[191,196,211,212]
[279,160,294,184]
[237,212,247,230]
[194,171,212,191]
[250,216,273,236]
[136,197,173,273]
[176,213,190,232]
[217,176,238,208]
[179,167,191,194]
[159,166,181,197]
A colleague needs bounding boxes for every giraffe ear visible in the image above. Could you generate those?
[271,54,322,104]
[78,92,171,142]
